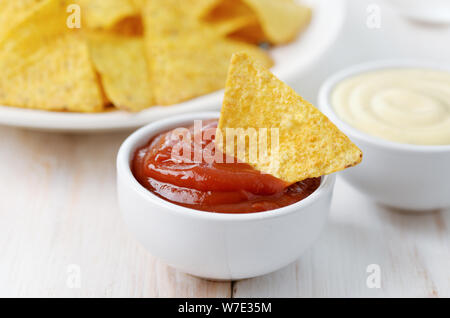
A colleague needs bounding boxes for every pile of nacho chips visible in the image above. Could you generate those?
[0,0,311,112]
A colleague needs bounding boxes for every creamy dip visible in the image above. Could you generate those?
[331,68,450,145]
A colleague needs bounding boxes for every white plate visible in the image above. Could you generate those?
[0,0,346,132]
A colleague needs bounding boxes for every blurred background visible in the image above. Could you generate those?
[298,0,450,104]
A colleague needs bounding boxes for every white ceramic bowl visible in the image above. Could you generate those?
[318,60,450,211]
[117,112,335,280]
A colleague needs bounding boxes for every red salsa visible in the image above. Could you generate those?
[132,119,321,213]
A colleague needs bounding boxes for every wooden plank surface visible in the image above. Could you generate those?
[234,179,450,297]
[0,127,231,298]
[0,127,448,297]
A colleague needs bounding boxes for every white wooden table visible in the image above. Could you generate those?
[1,0,450,297]
[1,127,448,298]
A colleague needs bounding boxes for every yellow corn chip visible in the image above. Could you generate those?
[151,40,272,106]
[143,0,273,105]
[204,0,252,20]
[0,0,46,42]
[130,0,145,9]
[243,0,312,44]
[227,21,267,45]
[110,16,143,36]
[190,0,223,18]
[218,53,362,184]
[209,15,258,37]
[0,0,104,112]
[88,33,153,111]
[203,0,257,36]
[76,0,139,29]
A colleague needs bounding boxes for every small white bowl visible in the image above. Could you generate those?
[318,60,450,211]
[117,112,335,280]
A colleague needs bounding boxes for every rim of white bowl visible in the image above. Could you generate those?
[117,112,335,221]
[318,59,450,153]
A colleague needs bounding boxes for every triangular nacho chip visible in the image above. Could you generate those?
[188,0,222,18]
[0,0,104,112]
[88,33,154,111]
[143,0,273,105]
[242,0,311,44]
[202,0,258,36]
[207,14,257,38]
[0,0,46,42]
[227,22,267,45]
[146,38,273,106]
[76,0,139,29]
[218,53,362,184]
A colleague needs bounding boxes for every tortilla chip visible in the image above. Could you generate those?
[208,15,258,37]
[130,0,145,9]
[203,0,257,36]
[217,53,362,184]
[76,0,139,29]
[0,0,104,112]
[242,0,312,44]
[204,0,252,20]
[110,15,143,37]
[151,40,272,105]
[0,0,46,42]
[88,33,153,111]
[143,0,273,105]
[190,0,223,18]
[227,21,267,45]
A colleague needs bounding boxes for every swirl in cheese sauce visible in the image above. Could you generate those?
[332,68,450,145]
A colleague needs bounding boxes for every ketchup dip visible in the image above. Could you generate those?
[132,119,321,213]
